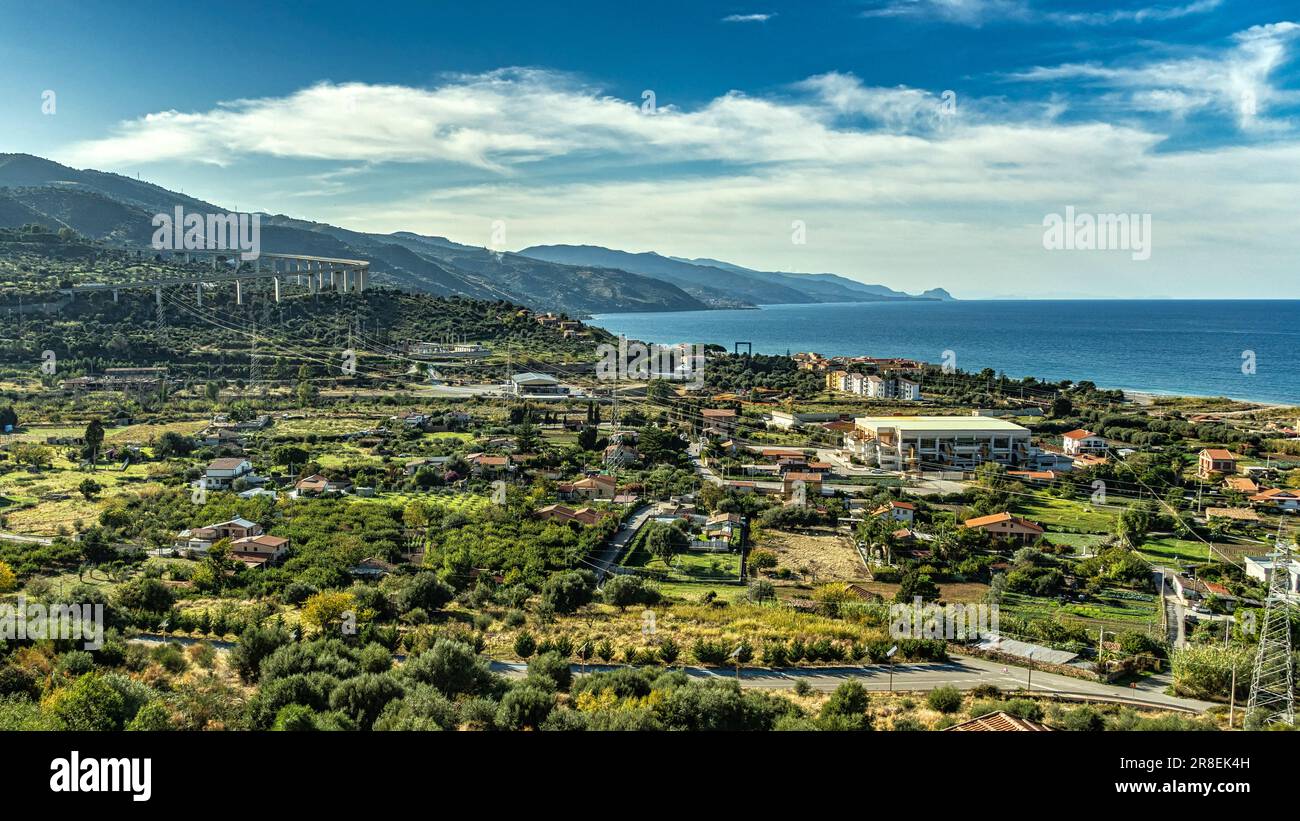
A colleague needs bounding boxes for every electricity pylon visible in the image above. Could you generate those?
[1247,531,1296,728]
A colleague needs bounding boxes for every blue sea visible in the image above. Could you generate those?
[591,300,1300,405]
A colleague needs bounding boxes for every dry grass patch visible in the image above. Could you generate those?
[755,529,866,583]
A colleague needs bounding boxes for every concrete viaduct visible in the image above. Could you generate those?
[58,250,371,310]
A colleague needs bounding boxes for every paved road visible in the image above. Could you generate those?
[129,634,1214,713]
[0,531,53,546]
[490,653,1217,712]
[589,505,653,580]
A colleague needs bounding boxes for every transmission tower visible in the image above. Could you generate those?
[1247,528,1296,728]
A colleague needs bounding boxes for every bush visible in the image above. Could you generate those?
[513,631,537,659]
[527,652,573,692]
[926,685,963,714]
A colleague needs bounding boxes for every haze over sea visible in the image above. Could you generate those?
[592,300,1300,406]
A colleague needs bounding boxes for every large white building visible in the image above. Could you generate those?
[506,372,571,399]
[844,415,1032,472]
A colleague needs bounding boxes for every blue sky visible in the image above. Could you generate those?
[3,0,1299,297]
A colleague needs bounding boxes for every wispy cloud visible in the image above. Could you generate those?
[722,12,775,23]
[861,0,1223,27]
[1009,22,1300,130]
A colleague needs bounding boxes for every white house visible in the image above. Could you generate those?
[1062,429,1107,456]
[871,500,916,524]
[205,458,253,489]
[1245,555,1300,595]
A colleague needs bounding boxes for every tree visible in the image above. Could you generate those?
[540,570,596,614]
[114,577,175,613]
[83,419,105,470]
[12,442,52,469]
[301,591,360,635]
[154,431,194,458]
[230,624,294,683]
[1051,395,1073,418]
[46,673,129,731]
[577,425,599,451]
[396,572,454,614]
[895,570,940,603]
[1114,501,1154,547]
[0,405,18,431]
[600,575,660,610]
[78,478,101,501]
[272,445,309,472]
[0,561,16,592]
[329,673,405,729]
[401,639,498,697]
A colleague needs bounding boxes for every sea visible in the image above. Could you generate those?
[591,300,1300,406]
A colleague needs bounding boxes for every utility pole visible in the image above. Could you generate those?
[1247,523,1295,728]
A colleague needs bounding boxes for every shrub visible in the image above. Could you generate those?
[926,685,962,714]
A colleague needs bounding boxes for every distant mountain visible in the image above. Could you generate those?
[0,154,707,315]
[0,153,954,314]
[522,245,954,305]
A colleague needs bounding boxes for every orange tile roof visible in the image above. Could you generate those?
[962,512,1044,532]
[944,711,1052,732]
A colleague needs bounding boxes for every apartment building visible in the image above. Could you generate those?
[845,415,1032,472]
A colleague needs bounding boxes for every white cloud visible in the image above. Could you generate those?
[722,13,775,23]
[1010,21,1300,130]
[54,26,1300,297]
[861,0,1223,27]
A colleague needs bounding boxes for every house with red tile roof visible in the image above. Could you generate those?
[1198,448,1237,480]
[1061,428,1106,456]
[961,512,1044,544]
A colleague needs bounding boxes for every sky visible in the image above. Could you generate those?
[2,0,1299,299]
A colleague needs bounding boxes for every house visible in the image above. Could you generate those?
[1198,448,1237,480]
[200,427,245,449]
[565,474,618,501]
[1007,470,1059,485]
[405,456,453,475]
[725,480,757,494]
[1244,555,1300,594]
[699,408,738,432]
[1224,476,1260,495]
[1168,573,1208,604]
[174,517,263,554]
[294,473,352,496]
[467,454,512,477]
[349,557,398,578]
[1061,429,1106,456]
[767,411,842,430]
[230,533,290,568]
[703,512,745,544]
[237,487,278,501]
[845,416,1032,472]
[506,372,570,399]
[535,504,606,527]
[603,441,640,467]
[961,512,1044,544]
[943,712,1052,732]
[871,500,915,524]
[782,472,823,501]
[1250,488,1300,512]
[1205,507,1261,523]
[204,458,253,490]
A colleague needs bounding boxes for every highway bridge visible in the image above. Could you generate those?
[59,250,371,308]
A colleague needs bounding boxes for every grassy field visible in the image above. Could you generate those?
[1013,496,1122,533]
[0,456,162,535]
[1000,588,1160,633]
[1133,536,1211,564]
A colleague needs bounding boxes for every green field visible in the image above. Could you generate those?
[1133,535,1211,564]
[1013,496,1122,533]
